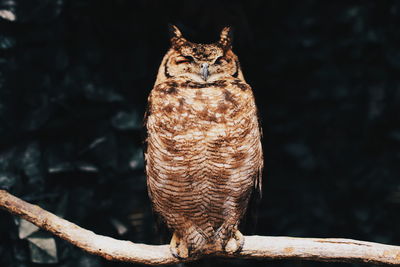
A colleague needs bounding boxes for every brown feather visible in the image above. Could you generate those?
[145,26,263,257]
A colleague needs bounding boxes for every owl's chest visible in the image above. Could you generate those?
[147,80,259,168]
[148,80,256,146]
[152,84,247,123]
[177,88,233,124]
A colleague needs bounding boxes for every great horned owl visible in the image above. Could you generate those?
[145,25,263,258]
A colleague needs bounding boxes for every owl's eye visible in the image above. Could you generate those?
[176,55,194,64]
[214,56,225,65]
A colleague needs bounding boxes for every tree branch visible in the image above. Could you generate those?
[1,190,399,265]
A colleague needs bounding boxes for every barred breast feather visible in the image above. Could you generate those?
[145,76,263,254]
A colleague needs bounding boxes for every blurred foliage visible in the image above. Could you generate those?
[0,0,400,267]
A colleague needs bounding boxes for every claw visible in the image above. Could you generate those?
[170,232,190,259]
[224,230,244,254]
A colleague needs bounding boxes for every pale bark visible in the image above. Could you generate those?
[1,190,399,265]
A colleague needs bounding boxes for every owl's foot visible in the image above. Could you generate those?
[224,230,244,254]
[170,232,189,259]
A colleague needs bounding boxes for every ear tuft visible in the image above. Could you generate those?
[219,26,233,48]
[168,24,183,39]
[168,24,187,49]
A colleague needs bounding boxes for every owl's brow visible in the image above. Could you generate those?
[179,45,222,60]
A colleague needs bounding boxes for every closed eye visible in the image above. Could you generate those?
[176,55,194,64]
[214,56,224,65]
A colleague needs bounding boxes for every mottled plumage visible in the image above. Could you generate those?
[145,25,263,258]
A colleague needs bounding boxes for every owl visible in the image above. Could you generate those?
[145,25,263,258]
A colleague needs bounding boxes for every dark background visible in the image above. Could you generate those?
[1,0,400,266]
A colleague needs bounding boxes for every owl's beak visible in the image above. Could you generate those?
[200,63,209,81]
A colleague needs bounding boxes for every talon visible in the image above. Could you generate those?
[170,232,190,259]
[224,230,244,254]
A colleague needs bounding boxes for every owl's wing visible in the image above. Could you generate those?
[255,125,263,196]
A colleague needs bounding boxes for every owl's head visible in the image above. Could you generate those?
[156,25,244,84]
